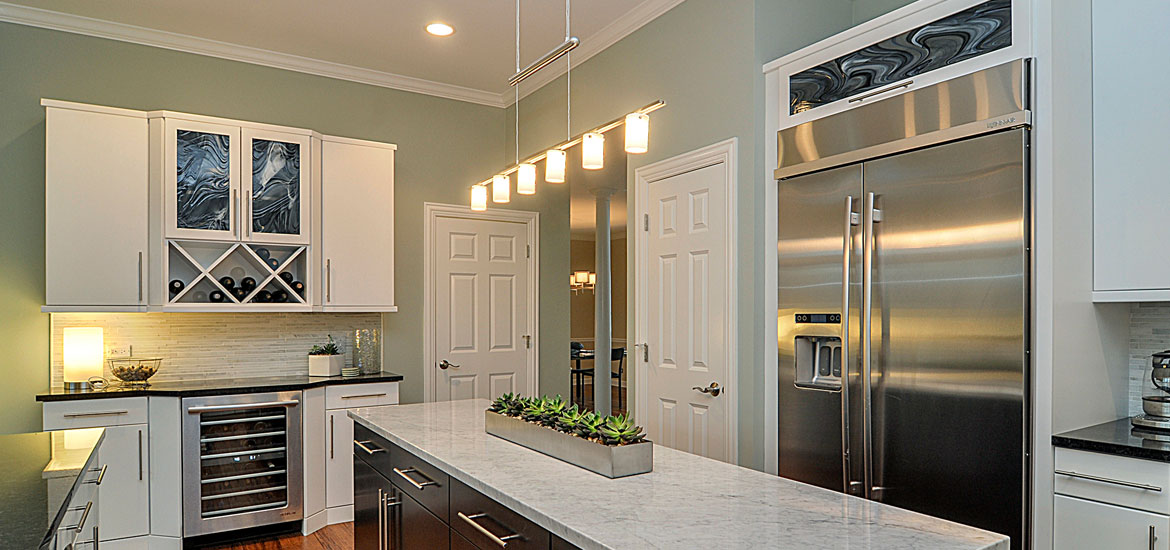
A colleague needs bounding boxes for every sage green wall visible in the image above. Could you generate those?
[510,0,911,470]
[0,22,569,434]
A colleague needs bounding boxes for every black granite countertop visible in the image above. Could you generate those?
[0,429,104,550]
[1052,417,1170,463]
[36,372,403,402]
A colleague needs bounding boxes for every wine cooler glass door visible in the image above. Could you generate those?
[182,392,304,537]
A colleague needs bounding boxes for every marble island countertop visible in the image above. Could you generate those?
[350,399,1008,550]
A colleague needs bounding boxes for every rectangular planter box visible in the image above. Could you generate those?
[484,410,653,478]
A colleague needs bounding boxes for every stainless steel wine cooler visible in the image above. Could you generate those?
[182,391,303,537]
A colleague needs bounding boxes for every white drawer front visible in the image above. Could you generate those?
[325,382,399,410]
[43,397,149,430]
[1055,447,1170,514]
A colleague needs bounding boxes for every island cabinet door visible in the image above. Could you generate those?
[1054,495,1170,550]
[450,478,549,550]
[394,487,449,550]
[353,456,393,550]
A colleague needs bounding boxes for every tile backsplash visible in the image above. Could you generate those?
[50,313,381,387]
[1130,303,1170,415]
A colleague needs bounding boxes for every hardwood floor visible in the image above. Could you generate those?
[572,382,628,417]
[197,522,352,550]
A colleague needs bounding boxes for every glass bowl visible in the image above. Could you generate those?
[107,357,163,386]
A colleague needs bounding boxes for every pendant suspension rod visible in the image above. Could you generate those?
[508,37,580,87]
[472,100,665,188]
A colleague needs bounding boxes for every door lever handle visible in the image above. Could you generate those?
[692,382,722,397]
[439,360,460,370]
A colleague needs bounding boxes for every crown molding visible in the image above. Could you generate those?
[0,2,508,107]
[504,0,687,105]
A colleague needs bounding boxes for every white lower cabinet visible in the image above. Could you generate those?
[44,399,150,546]
[97,424,150,542]
[322,382,399,524]
[1055,495,1169,550]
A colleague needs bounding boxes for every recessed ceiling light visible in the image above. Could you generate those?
[426,22,454,36]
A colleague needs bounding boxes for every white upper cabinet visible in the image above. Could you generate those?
[1092,0,1170,301]
[243,128,311,245]
[163,118,242,242]
[43,100,395,312]
[765,0,1031,131]
[43,100,149,311]
[319,136,396,311]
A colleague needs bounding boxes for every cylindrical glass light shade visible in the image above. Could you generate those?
[517,163,536,195]
[471,185,488,211]
[582,132,604,170]
[625,113,649,154]
[588,273,596,285]
[63,327,104,390]
[492,174,510,203]
[545,149,566,183]
[574,271,590,284]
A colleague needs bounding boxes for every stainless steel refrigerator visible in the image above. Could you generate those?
[776,59,1030,549]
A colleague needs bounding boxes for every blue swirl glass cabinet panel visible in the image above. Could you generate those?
[243,129,311,245]
[165,120,241,241]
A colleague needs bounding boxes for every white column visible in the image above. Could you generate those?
[593,189,613,415]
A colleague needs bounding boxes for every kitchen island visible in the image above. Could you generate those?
[350,399,1008,550]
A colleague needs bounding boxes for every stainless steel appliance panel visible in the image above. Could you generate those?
[181,391,304,537]
[777,163,863,494]
[776,59,1029,180]
[862,128,1027,546]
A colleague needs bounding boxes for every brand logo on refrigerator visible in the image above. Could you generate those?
[987,116,1017,129]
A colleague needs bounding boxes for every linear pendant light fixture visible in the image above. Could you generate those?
[469,0,663,211]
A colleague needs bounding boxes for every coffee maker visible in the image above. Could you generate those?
[1133,351,1170,431]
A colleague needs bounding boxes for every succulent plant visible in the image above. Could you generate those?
[309,335,340,356]
[490,393,516,414]
[576,411,605,440]
[556,404,585,433]
[598,413,647,446]
[520,397,546,423]
[539,395,568,427]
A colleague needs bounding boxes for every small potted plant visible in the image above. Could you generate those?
[308,335,344,377]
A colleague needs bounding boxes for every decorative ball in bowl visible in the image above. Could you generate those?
[107,357,163,386]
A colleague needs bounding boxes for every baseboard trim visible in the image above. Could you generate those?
[327,505,355,525]
[302,510,328,536]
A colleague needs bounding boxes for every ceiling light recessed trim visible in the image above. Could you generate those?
[426,22,454,36]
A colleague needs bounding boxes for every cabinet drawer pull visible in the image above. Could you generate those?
[1055,469,1163,492]
[393,467,437,490]
[63,410,129,418]
[457,512,522,547]
[378,489,385,550]
[83,464,107,485]
[60,501,93,531]
[342,393,388,400]
[848,80,914,103]
[354,440,385,455]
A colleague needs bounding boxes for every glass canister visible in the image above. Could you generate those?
[353,328,382,375]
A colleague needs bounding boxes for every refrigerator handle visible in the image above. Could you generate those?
[840,195,859,494]
[862,192,877,501]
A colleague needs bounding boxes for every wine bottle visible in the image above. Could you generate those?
[232,287,248,301]
[291,281,305,296]
[254,290,272,303]
[209,290,226,303]
[273,290,289,303]
[241,277,257,291]
[218,276,235,290]
[280,271,294,283]
[254,247,271,261]
[267,257,280,270]
[169,279,185,295]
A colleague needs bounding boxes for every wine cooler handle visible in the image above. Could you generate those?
[186,400,299,413]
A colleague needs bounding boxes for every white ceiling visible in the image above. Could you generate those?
[0,0,684,106]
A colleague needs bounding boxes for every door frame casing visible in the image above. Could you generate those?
[633,138,738,464]
[422,202,540,402]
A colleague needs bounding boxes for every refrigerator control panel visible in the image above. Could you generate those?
[795,313,841,324]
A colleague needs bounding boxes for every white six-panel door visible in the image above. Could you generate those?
[433,216,530,401]
[642,158,733,462]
